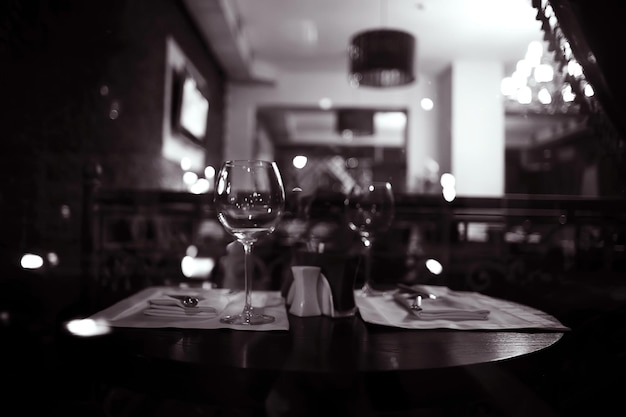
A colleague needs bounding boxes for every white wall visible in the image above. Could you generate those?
[255,121,274,162]
[451,60,505,197]
[225,69,438,193]
[437,67,453,177]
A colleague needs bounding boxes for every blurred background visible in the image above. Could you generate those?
[2,0,626,414]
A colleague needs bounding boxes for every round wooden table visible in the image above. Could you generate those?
[66,313,566,416]
[92,314,563,371]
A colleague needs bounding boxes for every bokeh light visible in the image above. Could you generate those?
[21,253,43,269]
[420,98,434,111]
[292,155,308,169]
[65,318,111,337]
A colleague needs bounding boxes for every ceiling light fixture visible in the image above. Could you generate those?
[501,40,584,114]
[335,109,375,137]
[348,0,416,88]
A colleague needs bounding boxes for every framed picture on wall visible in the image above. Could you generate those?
[171,68,210,144]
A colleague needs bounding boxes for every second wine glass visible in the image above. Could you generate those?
[214,160,286,325]
[345,181,395,296]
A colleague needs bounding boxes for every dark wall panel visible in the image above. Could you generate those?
[1,0,225,273]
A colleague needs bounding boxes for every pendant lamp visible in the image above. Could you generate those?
[348,28,416,88]
[335,109,375,136]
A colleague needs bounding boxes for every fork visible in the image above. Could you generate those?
[396,283,437,299]
[392,292,423,315]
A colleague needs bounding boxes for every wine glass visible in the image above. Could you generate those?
[345,181,395,296]
[214,160,286,325]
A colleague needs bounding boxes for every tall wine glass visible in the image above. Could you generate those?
[345,181,395,296]
[214,160,286,325]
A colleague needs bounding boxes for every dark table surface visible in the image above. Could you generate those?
[60,301,568,416]
[78,313,564,373]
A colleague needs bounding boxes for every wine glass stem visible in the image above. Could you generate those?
[242,241,254,317]
[363,239,373,289]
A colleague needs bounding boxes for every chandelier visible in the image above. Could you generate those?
[503,0,601,115]
[501,40,593,114]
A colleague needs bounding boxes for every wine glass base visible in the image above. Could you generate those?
[220,312,275,325]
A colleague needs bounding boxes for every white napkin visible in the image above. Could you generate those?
[392,292,490,321]
[355,285,570,330]
[143,294,226,318]
[89,287,290,330]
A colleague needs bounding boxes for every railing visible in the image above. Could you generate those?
[82,185,626,312]
[298,192,626,291]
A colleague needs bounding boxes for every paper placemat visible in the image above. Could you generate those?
[89,286,289,331]
[355,285,569,331]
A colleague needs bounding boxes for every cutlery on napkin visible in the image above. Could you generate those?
[392,292,490,321]
[143,295,221,318]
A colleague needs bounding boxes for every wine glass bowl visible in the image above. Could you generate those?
[345,182,395,296]
[346,182,395,244]
[214,160,285,325]
[217,198,281,242]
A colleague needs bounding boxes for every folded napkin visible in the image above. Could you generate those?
[392,292,490,321]
[89,287,290,330]
[144,295,222,318]
[356,284,570,330]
